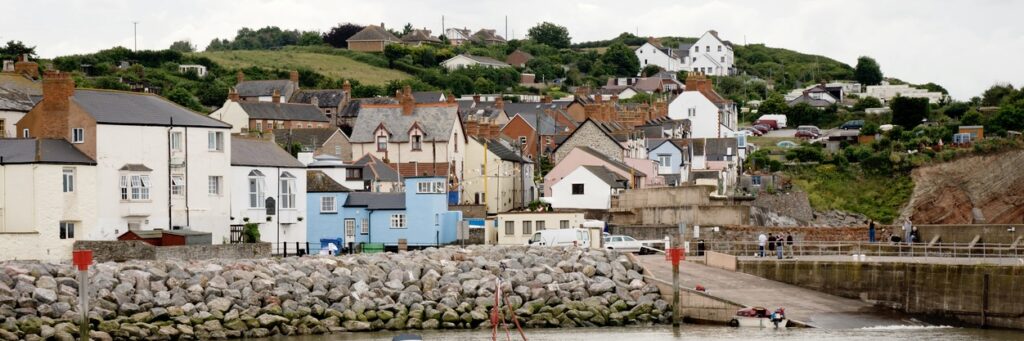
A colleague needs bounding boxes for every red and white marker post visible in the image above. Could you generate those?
[72,250,92,341]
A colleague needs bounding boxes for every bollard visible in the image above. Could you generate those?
[72,250,93,341]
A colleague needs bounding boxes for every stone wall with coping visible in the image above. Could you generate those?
[73,241,270,262]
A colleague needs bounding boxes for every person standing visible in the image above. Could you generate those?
[910,226,920,244]
[786,233,795,258]
[903,219,913,245]
[758,233,767,257]
[776,236,784,259]
[767,233,777,255]
[868,220,876,243]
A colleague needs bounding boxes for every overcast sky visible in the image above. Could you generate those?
[3,0,1021,99]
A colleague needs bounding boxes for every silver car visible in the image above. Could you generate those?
[603,235,643,253]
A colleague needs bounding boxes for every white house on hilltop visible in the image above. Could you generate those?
[636,30,736,76]
[668,73,737,138]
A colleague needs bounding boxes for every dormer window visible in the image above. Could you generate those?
[377,136,388,152]
[411,134,422,151]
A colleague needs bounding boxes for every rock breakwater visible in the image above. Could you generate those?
[0,246,669,340]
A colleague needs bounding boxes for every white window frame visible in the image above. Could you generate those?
[59,221,75,240]
[125,174,151,201]
[376,135,388,152]
[62,167,75,193]
[344,219,356,237]
[522,221,532,235]
[536,220,545,231]
[411,134,422,150]
[560,220,569,229]
[505,221,514,236]
[320,196,337,213]
[22,128,29,138]
[208,131,224,151]
[71,128,84,143]
[171,175,184,196]
[120,175,129,200]
[170,131,183,151]
[208,176,222,195]
[417,180,445,194]
[390,214,407,229]
[280,172,296,209]
[248,171,265,208]
[658,154,672,167]
[361,218,369,234]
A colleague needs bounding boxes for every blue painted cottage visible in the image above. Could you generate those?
[647,139,688,186]
[306,170,352,253]
[307,175,461,252]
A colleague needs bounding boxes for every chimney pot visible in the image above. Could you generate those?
[228,87,239,102]
[290,70,299,84]
[236,71,245,84]
[42,70,74,112]
[342,79,352,93]
[272,89,281,103]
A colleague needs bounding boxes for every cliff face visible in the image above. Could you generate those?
[903,149,1024,224]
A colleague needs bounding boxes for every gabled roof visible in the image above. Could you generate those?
[703,138,739,161]
[238,102,329,122]
[349,105,459,143]
[0,73,41,96]
[230,136,305,168]
[272,128,342,148]
[552,118,626,156]
[0,139,95,165]
[344,192,405,210]
[0,85,36,112]
[353,153,400,181]
[446,54,511,68]
[401,29,442,44]
[290,89,346,108]
[573,146,642,177]
[235,80,297,98]
[787,93,834,108]
[307,170,351,192]
[471,29,506,43]
[647,138,683,153]
[346,25,400,42]
[72,90,230,128]
[579,165,628,189]
[339,97,399,118]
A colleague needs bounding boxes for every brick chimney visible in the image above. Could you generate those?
[289,70,299,84]
[685,72,711,93]
[472,94,481,104]
[446,92,455,104]
[13,54,39,79]
[272,89,281,103]
[227,87,240,102]
[42,70,74,112]
[236,71,245,84]
[495,96,504,110]
[400,85,414,115]
[342,79,352,94]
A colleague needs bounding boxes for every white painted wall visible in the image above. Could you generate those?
[0,110,25,138]
[550,167,613,210]
[494,212,586,245]
[635,42,684,72]
[0,163,97,261]
[669,91,724,138]
[685,31,735,76]
[229,166,307,246]
[93,124,232,243]
[208,101,248,133]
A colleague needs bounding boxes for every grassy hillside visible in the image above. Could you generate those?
[197,47,410,86]
[787,164,914,224]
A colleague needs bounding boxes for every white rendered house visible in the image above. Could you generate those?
[230,136,307,247]
[549,165,627,210]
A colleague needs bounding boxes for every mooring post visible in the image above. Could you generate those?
[72,250,93,341]
[672,232,681,327]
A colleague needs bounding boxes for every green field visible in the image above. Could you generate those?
[196,47,410,86]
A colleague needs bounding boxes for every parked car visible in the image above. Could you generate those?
[794,130,819,139]
[840,120,865,130]
[754,119,779,130]
[797,125,821,135]
[527,228,591,248]
[603,235,644,254]
[744,128,763,136]
[752,124,771,133]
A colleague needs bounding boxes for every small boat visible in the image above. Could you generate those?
[392,334,424,341]
[729,307,787,329]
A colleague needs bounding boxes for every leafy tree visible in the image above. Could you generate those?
[942,102,970,119]
[981,84,1015,106]
[600,43,640,77]
[165,87,205,112]
[988,105,1024,134]
[641,65,662,77]
[920,82,948,94]
[0,40,36,60]
[242,223,261,243]
[202,26,317,51]
[757,94,788,116]
[527,22,571,49]
[526,56,564,82]
[402,23,414,37]
[854,56,883,86]
[322,23,365,48]
[853,96,883,111]
[298,31,323,46]
[960,109,985,126]
[890,96,930,128]
[168,40,195,53]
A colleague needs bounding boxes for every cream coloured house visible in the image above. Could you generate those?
[493,211,586,245]
[0,139,97,261]
[463,137,533,214]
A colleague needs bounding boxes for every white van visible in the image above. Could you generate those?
[527,228,591,248]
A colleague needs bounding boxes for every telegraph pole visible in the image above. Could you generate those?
[133,21,139,52]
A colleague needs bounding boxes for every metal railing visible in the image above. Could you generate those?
[687,240,1024,258]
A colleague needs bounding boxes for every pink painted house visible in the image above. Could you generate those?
[543,146,647,196]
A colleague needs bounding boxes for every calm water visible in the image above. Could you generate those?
[266,325,1024,341]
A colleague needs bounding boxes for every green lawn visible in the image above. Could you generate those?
[786,164,914,224]
[196,47,410,86]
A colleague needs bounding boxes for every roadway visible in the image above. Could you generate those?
[634,255,913,329]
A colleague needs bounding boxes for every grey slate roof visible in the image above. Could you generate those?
[120,164,152,171]
[272,128,341,148]
[230,136,305,168]
[339,97,398,118]
[238,102,329,122]
[353,154,400,181]
[235,80,297,99]
[510,111,562,135]
[307,170,351,193]
[703,138,739,161]
[290,89,346,108]
[473,137,531,163]
[349,105,459,143]
[412,91,445,104]
[580,165,628,189]
[72,90,230,128]
[0,86,35,111]
[347,25,400,42]
[471,29,506,43]
[0,139,95,165]
[574,146,642,176]
[401,29,442,44]
[344,192,405,210]
[787,93,833,108]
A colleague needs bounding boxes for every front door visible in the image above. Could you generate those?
[344,219,356,242]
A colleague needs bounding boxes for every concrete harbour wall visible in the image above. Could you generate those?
[73,241,271,262]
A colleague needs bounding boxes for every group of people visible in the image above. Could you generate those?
[868,219,920,245]
[756,232,794,259]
